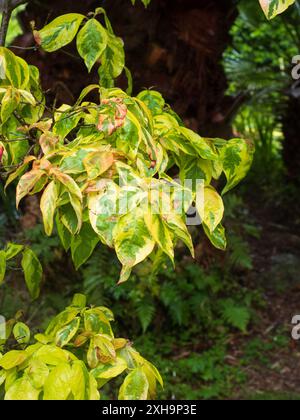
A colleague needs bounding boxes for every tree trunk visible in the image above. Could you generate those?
[282,97,300,183]
[16,0,236,137]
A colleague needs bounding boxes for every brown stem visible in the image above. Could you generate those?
[0,0,28,46]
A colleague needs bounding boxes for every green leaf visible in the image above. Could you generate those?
[43,362,72,400]
[53,170,82,202]
[46,308,80,337]
[141,361,163,399]
[99,33,125,80]
[93,334,116,363]
[60,203,81,235]
[137,90,165,116]
[203,223,227,250]
[88,182,119,247]
[55,317,80,348]
[179,156,212,187]
[114,207,155,277]
[197,186,224,233]
[83,150,114,180]
[0,250,6,284]
[70,360,90,400]
[0,370,6,387]
[35,14,85,52]
[21,248,43,300]
[0,350,28,369]
[16,169,44,208]
[119,265,132,284]
[13,322,30,344]
[77,18,108,72]
[87,337,98,369]
[89,372,100,400]
[53,107,83,140]
[84,308,113,336]
[18,89,36,106]
[92,357,127,380]
[0,47,30,89]
[56,215,72,251]
[34,345,70,365]
[221,138,254,194]
[259,0,295,19]
[220,300,250,332]
[165,213,194,257]
[71,293,87,309]
[75,84,100,105]
[40,180,58,236]
[5,243,24,260]
[69,194,83,234]
[4,156,36,191]
[71,223,100,270]
[5,377,40,400]
[144,211,174,263]
[1,87,20,123]
[119,368,149,400]
[178,127,218,160]
[25,360,49,389]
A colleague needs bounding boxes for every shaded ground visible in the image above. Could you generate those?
[227,194,300,399]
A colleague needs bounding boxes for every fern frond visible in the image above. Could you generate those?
[219,299,250,332]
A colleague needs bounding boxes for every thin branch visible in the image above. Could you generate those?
[0,0,28,46]
[0,0,12,46]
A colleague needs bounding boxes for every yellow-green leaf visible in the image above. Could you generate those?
[21,248,42,300]
[5,243,24,260]
[4,156,36,191]
[46,307,80,337]
[0,250,6,284]
[259,0,295,19]
[34,345,70,366]
[25,360,49,389]
[13,322,30,345]
[83,150,114,180]
[94,334,116,363]
[52,169,82,202]
[1,87,20,123]
[77,18,108,72]
[118,368,149,400]
[43,362,72,400]
[0,350,28,370]
[70,360,90,400]
[91,357,127,379]
[165,213,194,257]
[197,186,224,233]
[221,138,254,194]
[5,377,40,400]
[178,127,218,160]
[0,47,30,88]
[55,317,80,348]
[89,372,100,400]
[0,370,6,387]
[88,182,119,247]
[35,14,85,52]
[203,223,227,250]
[84,308,113,336]
[114,207,155,275]
[16,169,44,208]
[40,180,59,236]
[19,89,36,105]
[144,211,174,263]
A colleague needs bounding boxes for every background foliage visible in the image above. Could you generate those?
[0,0,300,400]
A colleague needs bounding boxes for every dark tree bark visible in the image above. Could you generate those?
[15,0,236,137]
[104,0,237,137]
[282,97,300,183]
